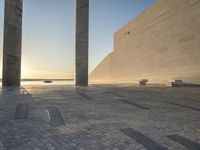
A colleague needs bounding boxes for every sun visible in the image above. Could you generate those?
[21,63,30,78]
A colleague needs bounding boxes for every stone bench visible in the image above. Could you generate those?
[139,79,148,85]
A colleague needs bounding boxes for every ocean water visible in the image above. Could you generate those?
[0,80,74,86]
[21,80,74,85]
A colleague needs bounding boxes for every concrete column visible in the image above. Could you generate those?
[75,0,89,86]
[2,0,23,86]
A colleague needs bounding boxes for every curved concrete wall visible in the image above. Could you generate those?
[90,0,200,84]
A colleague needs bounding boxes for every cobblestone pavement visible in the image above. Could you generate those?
[0,85,200,150]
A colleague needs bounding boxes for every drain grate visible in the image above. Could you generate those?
[47,107,64,126]
[78,92,93,100]
[15,103,28,119]
[120,128,168,150]
[167,134,200,150]
[165,101,200,112]
[107,92,124,98]
[118,99,150,110]
[0,141,4,150]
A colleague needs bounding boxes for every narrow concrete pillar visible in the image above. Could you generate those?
[75,0,89,86]
[2,0,23,86]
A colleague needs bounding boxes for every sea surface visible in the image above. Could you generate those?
[0,80,74,86]
[22,80,74,85]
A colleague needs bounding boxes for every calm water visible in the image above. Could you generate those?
[0,80,74,86]
[22,80,74,85]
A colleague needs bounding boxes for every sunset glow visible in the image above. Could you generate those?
[0,0,156,79]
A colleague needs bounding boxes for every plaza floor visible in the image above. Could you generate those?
[0,84,200,150]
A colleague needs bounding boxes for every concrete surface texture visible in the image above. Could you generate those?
[2,0,23,86]
[90,0,200,84]
[0,85,200,149]
[75,0,89,86]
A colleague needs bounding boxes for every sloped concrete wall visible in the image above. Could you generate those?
[90,0,200,84]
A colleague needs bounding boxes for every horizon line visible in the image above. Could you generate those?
[0,78,74,81]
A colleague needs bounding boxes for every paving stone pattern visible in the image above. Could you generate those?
[120,128,168,150]
[0,85,200,150]
[167,134,200,150]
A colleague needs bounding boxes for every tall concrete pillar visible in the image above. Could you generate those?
[2,0,23,86]
[75,0,89,86]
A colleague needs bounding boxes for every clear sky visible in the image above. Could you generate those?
[0,0,156,79]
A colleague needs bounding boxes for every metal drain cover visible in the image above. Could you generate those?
[15,103,28,119]
[47,107,64,126]
[119,99,150,110]
[167,134,200,150]
[0,141,5,150]
[120,128,167,150]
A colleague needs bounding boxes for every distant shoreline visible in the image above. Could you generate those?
[0,79,74,82]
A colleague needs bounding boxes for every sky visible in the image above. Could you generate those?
[0,0,156,79]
